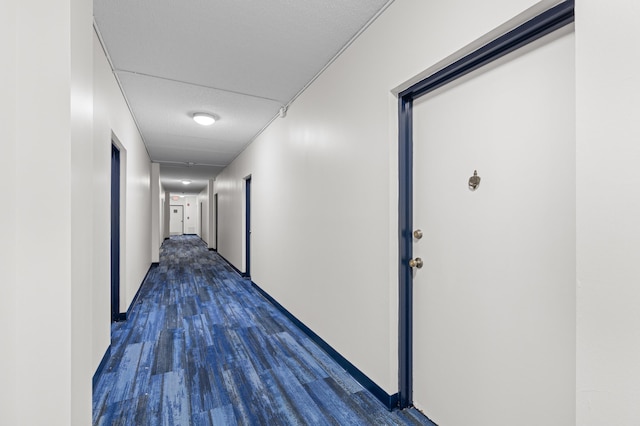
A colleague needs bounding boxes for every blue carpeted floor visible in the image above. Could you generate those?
[93,235,434,425]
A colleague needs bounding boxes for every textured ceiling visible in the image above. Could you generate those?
[94,0,392,194]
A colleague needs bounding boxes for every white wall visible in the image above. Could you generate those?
[151,163,161,263]
[0,0,18,421]
[163,190,171,240]
[1,0,94,424]
[70,0,94,422]
[197,179,217,249]
[160,186,166,243]
[576,0,640,424]
[198,185,210,244]
[1,10,150,422]
[93,30,151,362]
[215,0,552,395]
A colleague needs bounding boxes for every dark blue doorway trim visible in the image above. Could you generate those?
[244,177,252,278]
[398,96,413,409]
[110,144,122,322]
[397,0,574,409]
[214,193,219,251]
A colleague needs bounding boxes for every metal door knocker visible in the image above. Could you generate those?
[468,170,481,191]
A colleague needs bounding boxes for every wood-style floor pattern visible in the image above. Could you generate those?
[93,235,434,425]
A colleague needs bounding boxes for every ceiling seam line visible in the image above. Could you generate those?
[157,161,226,167]
[114,69,286,106]
[93,19,154,162]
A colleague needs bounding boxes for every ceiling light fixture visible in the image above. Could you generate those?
[193,112,215,126]
[182,180,191,185]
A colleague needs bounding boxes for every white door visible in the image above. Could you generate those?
[169,205,184,235]
[412,30,575,426]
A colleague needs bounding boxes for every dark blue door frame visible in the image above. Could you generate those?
[244,176,252,278]
[396,1,574,409]
[110,144,121,323]
[214,193,219,251]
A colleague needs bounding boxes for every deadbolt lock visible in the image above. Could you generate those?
[409,258,423,269]
[413,229,423,240]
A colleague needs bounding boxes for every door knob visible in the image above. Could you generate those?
[409,258,423,269]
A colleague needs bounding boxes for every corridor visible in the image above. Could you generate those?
[92,236,433,425]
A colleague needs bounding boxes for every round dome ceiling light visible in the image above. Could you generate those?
[182,180,191,185]
[193,112,216,126]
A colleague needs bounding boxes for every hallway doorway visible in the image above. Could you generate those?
[110,144,121,322]
[214,193,219,250]
[397,2,575,423]
[244,176,252,278]
[170,205,184,235]
[413,30,574,425]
